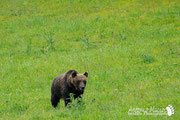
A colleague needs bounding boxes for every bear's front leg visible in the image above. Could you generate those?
[74,95,83,105]
[64,96,71,107]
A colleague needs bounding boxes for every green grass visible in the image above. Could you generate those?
[0,0,179,119]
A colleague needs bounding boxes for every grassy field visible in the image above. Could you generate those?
[0,0,179,119]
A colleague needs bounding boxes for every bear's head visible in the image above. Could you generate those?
[71,71,88,93]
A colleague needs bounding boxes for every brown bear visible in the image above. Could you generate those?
[51,70,88,108]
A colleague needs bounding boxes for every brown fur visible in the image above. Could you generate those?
[51,70,88,108]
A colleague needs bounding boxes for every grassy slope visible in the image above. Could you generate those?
[0,0,179,119]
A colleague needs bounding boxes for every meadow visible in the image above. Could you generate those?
[0,0,179,119]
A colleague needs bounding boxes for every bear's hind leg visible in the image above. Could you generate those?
[51,95,60,108]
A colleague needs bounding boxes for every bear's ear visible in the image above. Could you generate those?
[84,72,88,77]
[72,72,77,78]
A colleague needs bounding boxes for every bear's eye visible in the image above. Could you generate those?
[84,81,86,85]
